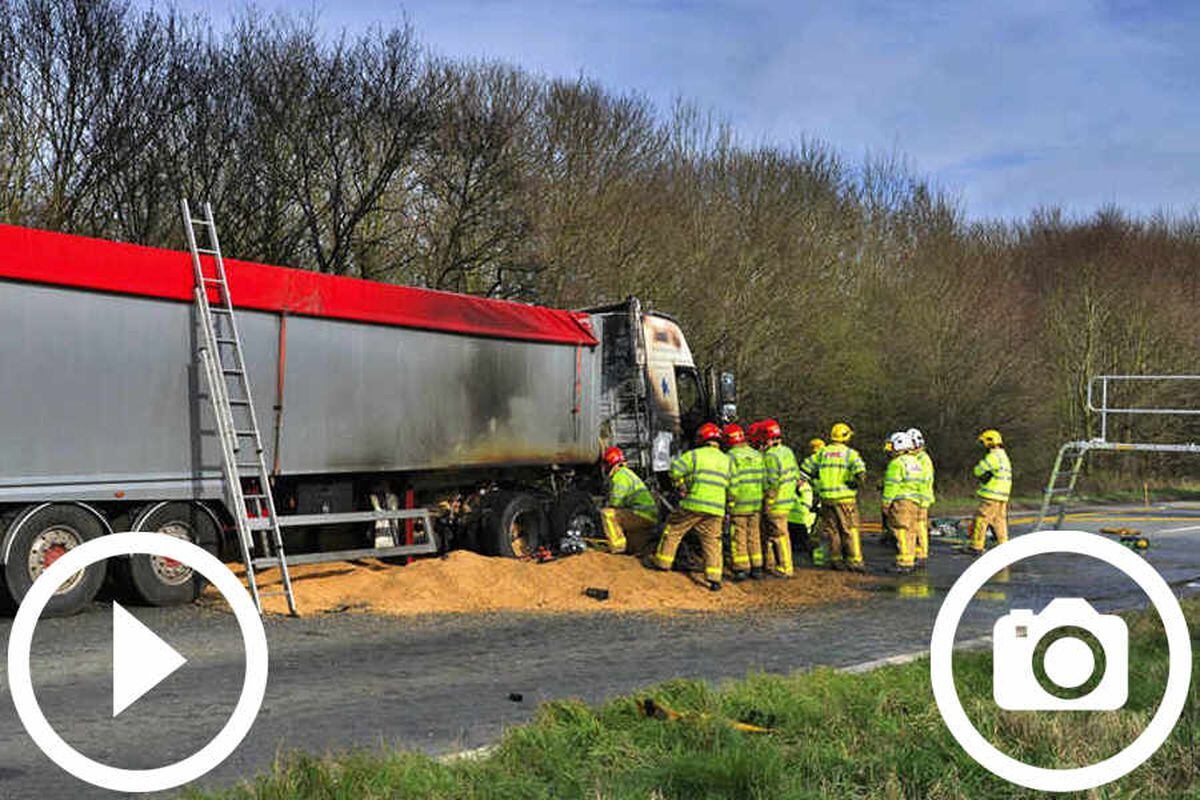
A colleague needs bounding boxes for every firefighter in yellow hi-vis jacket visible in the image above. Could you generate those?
[970,429,1011,555]
[723,423,765,581]
[647,423,731,591]
[788,472,817,561]
[907,428,934,567]
[761,419,800,578]
[814,422,868,572]
[882,431,925,574]
[599,446,659,556]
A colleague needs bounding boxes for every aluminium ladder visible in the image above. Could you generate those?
[1035,442,1090,532]
[181,199,297,615]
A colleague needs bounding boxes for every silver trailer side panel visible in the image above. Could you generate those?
[277,315,600,474]
[0,280,601,503]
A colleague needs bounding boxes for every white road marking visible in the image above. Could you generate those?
[1159,524,1200,533]
[839,635,992,674]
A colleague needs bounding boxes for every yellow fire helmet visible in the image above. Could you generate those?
[978,429,1003,447]
[808,438,826,454]
[830,422,853,443]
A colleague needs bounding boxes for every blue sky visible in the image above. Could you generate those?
[147,1,1200,221]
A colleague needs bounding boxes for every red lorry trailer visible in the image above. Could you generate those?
[0,223,735,614]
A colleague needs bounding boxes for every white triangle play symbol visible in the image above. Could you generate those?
[112,602,187,718]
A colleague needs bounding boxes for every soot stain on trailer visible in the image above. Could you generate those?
[461,342,525,448]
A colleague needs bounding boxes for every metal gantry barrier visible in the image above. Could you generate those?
[1035,375,1200,531]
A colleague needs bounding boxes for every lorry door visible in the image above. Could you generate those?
[673,366,706,443]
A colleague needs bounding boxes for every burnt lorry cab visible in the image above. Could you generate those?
[587,298,736,477]
[0,225,732,615]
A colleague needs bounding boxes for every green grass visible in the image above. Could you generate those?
[185,600,1200,800]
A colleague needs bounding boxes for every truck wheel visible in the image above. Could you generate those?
[484,492,548,558]
[550,490,602,543]
[119,502,220,606]
[1,504,107,617]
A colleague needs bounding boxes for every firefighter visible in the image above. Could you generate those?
[883,431,924,574]
[814,422,868,572]
[761,419,800,578]
[724,423,765,581]
[879,435,897,551]
[599,446,659,556]
[907,427,934,567]
[788,471,818,563]
[647,422,731,590]
[798,437,826,565]
[970,429,1012,555]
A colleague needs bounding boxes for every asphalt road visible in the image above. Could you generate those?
[1,505,1198,799]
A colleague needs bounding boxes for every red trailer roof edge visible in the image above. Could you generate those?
[0,224,597,347]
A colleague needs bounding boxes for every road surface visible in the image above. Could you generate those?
[0,505,1197,798]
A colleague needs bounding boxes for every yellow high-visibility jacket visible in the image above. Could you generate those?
[813,443,867,502]
[670,443,732,517]
[915,449,935,509]
[883,453,925,505]
[973,447,1012,502]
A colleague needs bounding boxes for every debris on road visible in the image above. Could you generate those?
[1100,526,1151,551]
[218,550,868,617]
[636,697,774,733]
[584,587,610,601]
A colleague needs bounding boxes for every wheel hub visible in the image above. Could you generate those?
[27,527,85,595]
[567,511,599,540]
[148,522,195,586]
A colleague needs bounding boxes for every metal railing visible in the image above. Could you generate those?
[1035,374,1200,531]
[1086,374,1200,443]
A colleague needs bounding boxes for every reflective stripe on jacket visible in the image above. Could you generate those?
[883,454,925,504]
[974,447,1012,501]
[607,464,658,522]
[814,443,866,501]
[727,444,765,515]
[788,479,816,527]
[670,443,731,517]
[764,444,801,513]
[915,449,935,508]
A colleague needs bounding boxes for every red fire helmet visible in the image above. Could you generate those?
[601,446,625,467]
[696,422,723,444]
[747,420,766,446]
[722,423,746,446]
[763,418,783,441]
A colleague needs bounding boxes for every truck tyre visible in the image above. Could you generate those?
[119,502,220,607]
[483,492,548,558]
[1,504,108,617]
[550,490,602,543]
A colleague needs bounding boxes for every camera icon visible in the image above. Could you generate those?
[993,598,1128,711]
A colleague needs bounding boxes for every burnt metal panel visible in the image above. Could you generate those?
[277,316,600,474]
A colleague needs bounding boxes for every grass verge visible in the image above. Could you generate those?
[185,599,1200,800]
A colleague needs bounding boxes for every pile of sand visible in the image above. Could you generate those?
[211,551,870,617]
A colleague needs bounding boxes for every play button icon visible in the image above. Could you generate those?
[112,602,188,717]
[8,532,269,793]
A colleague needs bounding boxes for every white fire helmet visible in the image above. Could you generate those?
[890,431,915,452]
[906,428,925,449]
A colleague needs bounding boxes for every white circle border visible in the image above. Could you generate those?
[6,532,269,794]
[930,530,1193,792]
